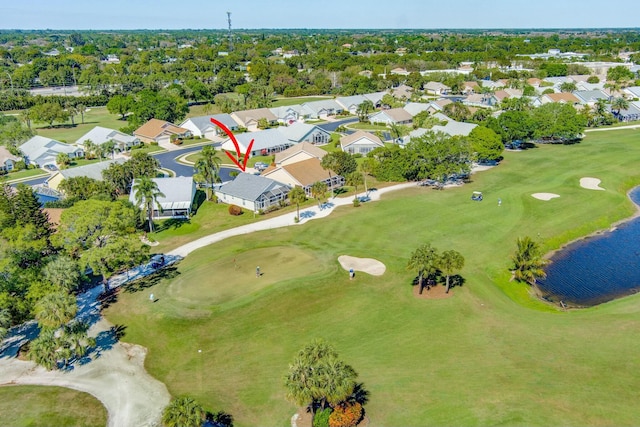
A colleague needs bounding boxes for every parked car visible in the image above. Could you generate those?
[254,162,268,171]
[43,164,58,171]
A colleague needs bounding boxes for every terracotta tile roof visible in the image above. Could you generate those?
[134,118,189,139]
[281,158,335,186]
[544,92,580,103]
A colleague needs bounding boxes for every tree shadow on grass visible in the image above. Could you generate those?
[78,324,128,365]
[155,218,191,232]
[122,266,181,294]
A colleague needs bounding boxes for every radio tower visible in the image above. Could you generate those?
[226,11,233,52]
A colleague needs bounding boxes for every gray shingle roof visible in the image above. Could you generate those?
[129,176,196,210]
[215,173,290,202]
[75,126,138,146]
[181,114,239,132]
[57,158,126,181]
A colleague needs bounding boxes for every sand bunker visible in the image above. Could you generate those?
[338,256,386,276]
[532,193,560,201]
[580,177,605,191]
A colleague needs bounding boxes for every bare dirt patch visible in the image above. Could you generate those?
[413,285,454,299]
[580,177,605,191]
[337,256,386,276]
[531,193,560,201]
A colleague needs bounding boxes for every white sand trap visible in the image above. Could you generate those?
[532,193,560,201]
[580,177,605,191]
[338,255,386,276]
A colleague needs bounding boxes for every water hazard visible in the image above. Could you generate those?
[536,187,640,307]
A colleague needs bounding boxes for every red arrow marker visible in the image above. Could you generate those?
[210,117,254,172]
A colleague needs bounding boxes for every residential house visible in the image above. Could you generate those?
[527,78,543,87]
[270,105,304,125]
[491,90,512,104]
[220,128,293,158]
[19,135,84,168]
[340,131,385,155]
[503,88,523,98]
[540,92,581,105]
[461,81,480,94]
[134,118,191,145]
[335,95,369,115]
[363,91,387,108]
[423,81,450,95]
[129,176,196,219]
[480,80,507,90]
[75,126,141,152]
[403,102,431,117]
[46,158,126,192]
[390,84,414,100]
[624,86,640,98]
[261,158,343,197]
[424,98,453,113]
[573,90,610,106]
[368,108,413,126]
[213,173,290,212]
[610,101,640,122]
[277,122,331,145]
[274,142,327,166]
[299,99,344,120]
[0,146,20,173]
[576,81,607,92]
[179,114,239,139]
[430,113,478,137]
[390,67,410,76]
[463,93,492,107]
[230,108,278,131]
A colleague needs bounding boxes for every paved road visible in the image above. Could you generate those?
[318,117,359,132]
[152,144,236,181]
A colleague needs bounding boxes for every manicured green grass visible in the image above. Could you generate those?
[34,107,126,143]
[3,168,48,182]
[272,96,333,107]
[0,385,107,427]
[105,130,640,426]
[347,122,387,131]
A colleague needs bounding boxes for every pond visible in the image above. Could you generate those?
[536,187,640,307]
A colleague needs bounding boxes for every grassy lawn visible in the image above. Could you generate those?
[0,385,107,427]
[272,96,333,107]
[3,168,48,182]
[104,129,640,427]
[347,122,388,131]
[34,107,126,143]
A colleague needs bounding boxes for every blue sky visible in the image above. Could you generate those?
[1,0,639,30]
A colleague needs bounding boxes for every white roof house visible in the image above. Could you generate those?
[129,176,196,219]
[269,105,304,125]
[340,131,385,155]
[75,126,141,151]
[430,113,478,136]
[368,108,413,126]
[424,81,451,95]
[46,158,126,191]
[0,146,20,172]
[180,114,240,140]
[213,173,290,213]
[19,136,84,168]
[335,95,369,114]
[300,99,344,120]
[277,122,331,145]
[230,108,278,131]
[403,102,432,117]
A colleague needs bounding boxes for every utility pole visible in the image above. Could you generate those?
[4,71,13,94]
[227,11,233,52]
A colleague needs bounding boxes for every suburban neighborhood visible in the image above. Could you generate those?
[2,10,640,427]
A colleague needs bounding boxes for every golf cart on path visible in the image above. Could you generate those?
[471,191,483,201]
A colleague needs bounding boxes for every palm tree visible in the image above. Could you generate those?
[407,243,439,294]
[438,250,465,293]
[194,145,221,201]
[288,186,307,221]
[27,328,59,370]
[310,181,328,207]
[102,140,117,160]
[162,396,206,427]
[0,308,10,341]
[20,109,33,131]
[43,255,83,293]
[133,177,165,233]
[76,103,86,124]
[611,97,630,118]
[34,291,77,330]
[83,139,97,160]
[346,171,363,201]
[56,152,71,169]
[62,320,95,360]
[356,100,374,122]
[202,103,214,115]
[359,158,375,194]
[511,236,547,285]
[320,155,338,198]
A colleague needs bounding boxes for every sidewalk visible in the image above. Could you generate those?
[168,182,416,258]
